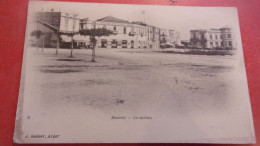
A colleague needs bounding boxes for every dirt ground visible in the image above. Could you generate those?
[25,47,237,113]
[18,47,252,142]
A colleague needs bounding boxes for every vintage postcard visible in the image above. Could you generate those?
[14,0,255,143]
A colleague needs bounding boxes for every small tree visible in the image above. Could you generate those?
[58,31,78,57]
[55,33,60,55]
[79,28,113,62]
[160,34,167,44]
[31,29,43,51]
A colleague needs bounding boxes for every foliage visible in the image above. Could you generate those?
[58,31,79,36]
[79,28,113,62]
[79,28,113,48]
[79,28,113,38]
[160,34,167,44]
[31,30,43,38]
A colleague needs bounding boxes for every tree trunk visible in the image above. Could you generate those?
[56,35,59,55]
[42,35,44,52]
[92,44,96,62]
[36,38,39,51]
[70,36,74,57]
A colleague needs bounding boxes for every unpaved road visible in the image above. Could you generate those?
[25,47,237,114]
[18,47,252,143]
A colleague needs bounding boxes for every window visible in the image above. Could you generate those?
[113,26,116,31]
[197,42,201,48]
[124,27,126,34]
[215,35,218,40]
[210,34,212,39]
[122,40,127,44]
[210,42,213,48]
[122,40,127,48]
[111,40,117,48]
[224,41,228,46]
[80,24,83,30]
[216,42,219,47]
[198,34,201,40]
[229,41,232,47]
[101,39,107,48]
[65,18,69,30]
[72,19,76,31]
[228,34,232,38]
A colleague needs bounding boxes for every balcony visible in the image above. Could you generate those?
[129,31,136,36]
[190,38,207,42]
[113,31,118,35]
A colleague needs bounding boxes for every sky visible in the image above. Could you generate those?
[29,1,240,40]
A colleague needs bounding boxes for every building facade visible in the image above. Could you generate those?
[220,28,235,48]
[160,29,179,47]
[33,10,179,49]
[79,16,178,49]
[190,28,236,49]
[33,10,80,48]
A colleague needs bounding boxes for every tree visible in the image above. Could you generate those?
[31,29,43,51]
[160,34,167,44]
[58,31,78,57]
[79,27,113,62]
[55,33,60,55]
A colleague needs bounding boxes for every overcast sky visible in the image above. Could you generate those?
[29,1,240,40]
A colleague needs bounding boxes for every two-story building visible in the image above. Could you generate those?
[220,27,235,49]
[91,17,150,49]
[79,16,178,49]
[34,11,179,49]
[160,29,178,47]
[190,28,236,49]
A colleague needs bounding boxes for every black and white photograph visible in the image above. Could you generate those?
[14,1,255,143]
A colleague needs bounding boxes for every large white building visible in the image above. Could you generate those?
[79,16,178,49]
[190,28,236,49]
[34,11,179,49]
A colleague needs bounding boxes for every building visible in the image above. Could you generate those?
[220,27,235,49]
[90,16,150,49]
[160,29,179,48]
[32,10,80,48]
[190,28,236,49]
[33,11,178,49]
[79,16,178,49]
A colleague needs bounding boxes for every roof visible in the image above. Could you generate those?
[190,29,222,33]
[132,21,147,26]
[96,16,130,24]
[190,29,208,32]
[37,19,59,32]
[220,27,232,30]
[209,29,221,32]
